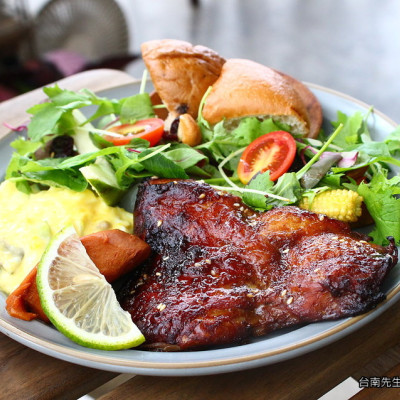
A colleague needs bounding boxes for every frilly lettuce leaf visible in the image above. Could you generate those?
[357,168,400,245]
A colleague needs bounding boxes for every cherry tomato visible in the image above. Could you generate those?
[237,131,297,184]
[105,118,164,147]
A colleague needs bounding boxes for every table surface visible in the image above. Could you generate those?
[1,69,400,400]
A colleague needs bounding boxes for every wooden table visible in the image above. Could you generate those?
[1,69,400,400]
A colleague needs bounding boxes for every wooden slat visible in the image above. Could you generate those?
[353,343,400,381]
[0,333,117,400]
[99,300,400,400]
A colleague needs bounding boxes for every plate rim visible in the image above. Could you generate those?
[0,81,399,374]
[2,287,400,371]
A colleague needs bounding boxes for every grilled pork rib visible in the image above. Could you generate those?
[118,179,397,350]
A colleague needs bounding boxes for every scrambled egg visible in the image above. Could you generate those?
[0,180,133,294]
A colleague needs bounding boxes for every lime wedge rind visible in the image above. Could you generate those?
[36,226,145,350]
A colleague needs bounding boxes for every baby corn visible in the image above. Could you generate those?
[299,189,363,223]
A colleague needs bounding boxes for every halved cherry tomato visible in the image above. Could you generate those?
[105,118,164,147]
[237,131,297,184]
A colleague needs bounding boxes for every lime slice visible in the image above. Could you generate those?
[36,226,145,350]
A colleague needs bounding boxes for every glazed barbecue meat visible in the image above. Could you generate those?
[118,179,398,350]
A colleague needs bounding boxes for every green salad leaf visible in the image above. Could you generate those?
[242,173,274,209]
[26,85,155,142]
[119,93,155,123]
[385,125,400,156]
[6,84,400,248]
[242,172,301,209]
[198,117,283,170]
[139,150,189,179]
[330,110,365,147]
[10,137,42,155]
[357,168,400,245]
[164,146,207,169]
[23,169,88,192]
[27,103,64,141]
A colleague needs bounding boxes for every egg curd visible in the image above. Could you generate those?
[0,180,133,294]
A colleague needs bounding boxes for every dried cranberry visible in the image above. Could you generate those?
[170,117,180,135]
[50,135,77,158]
[162,117,180,141]
[288,153,304,173]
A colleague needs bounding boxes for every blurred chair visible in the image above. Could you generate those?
[0,0,139,101]
[0,0,33,99]
[0,0,32,60]
[34,0,130,64]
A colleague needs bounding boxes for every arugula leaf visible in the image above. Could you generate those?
[108,150,141,188]
[43,86,92,109]
[107,144,192,187]
[353,141,392,157]
[198,120,233,160]
[84,101,119,125]
[23,169,88,192]
[89,132,115,149]
[198,116,282,170]
[10,138,42,156]
[164,147,207,170]
[139,150,189,179]
[384,125,400,156]
[27,86,106,141]
[242,171,302,210]
[26,86,156,144]
[96,114,118,129]
[319,173,344,188]
[6,152,88,191]
[357,171,400,245]
[26,102,50,115]
[120,93,155,123]
[232,118,283,145]
[14,180,34,194]
[332,153,400,173]
[5,153,27,179]
[266,172,302,207]
[27,103,64,141]
[188,163,220,179]
[73,90,121,124]
[58,146,127,169]
[7,145,138,190]
[331,111,364,147]
[242,172,274,209]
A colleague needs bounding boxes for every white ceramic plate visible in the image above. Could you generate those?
[1,82,400,376]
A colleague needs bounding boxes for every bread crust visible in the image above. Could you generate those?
[141,39,225,119]
[202,59,312,136]
[276,70,323,138]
